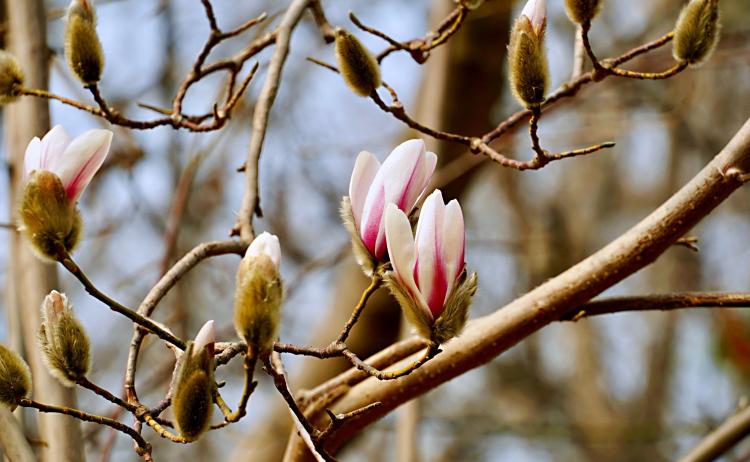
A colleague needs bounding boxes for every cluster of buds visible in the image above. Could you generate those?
[172,321,216,441]
[65,0,105,85]
[0,344,32,410]
[20,125,112,260]
[38,291,91,387]
[342,139,437,276]
[233,232,284,354]
[343,140,477,343]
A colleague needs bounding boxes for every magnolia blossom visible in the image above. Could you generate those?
[245,232,281,269]
[521,0,547,35]
[193,320,215,357]
[24,125,113,202]
[385,189,465,321]
[349,139,437,260]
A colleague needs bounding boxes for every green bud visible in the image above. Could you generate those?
[65,0,104,85]
[673,0,720,66]
[19,170,82,261]
[172,341,214,441]
[564,0,603,25]
[508,16,549,108]
[334,28,381,97]
[38,291,90,387]
[384,271,478,345]
[233,253,284,353]
[0,344,32,410]
[0,51,24,104]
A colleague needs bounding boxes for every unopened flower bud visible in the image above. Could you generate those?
[234,233,284,353]
[173,321,215,441]
[20,126,112,260]
[564,0,602,25]
[384,191,478,344]
[0,51,24,104]
[673,0,720,66]
[65,0,104,85]
[0,344,32,410]
[38,291,90,387]
[20,170,82,260]
[508,0,548,108]
[335,28,381,97]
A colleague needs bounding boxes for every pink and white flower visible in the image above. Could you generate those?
[521,0,547,35]
[24,125,113,203]
[348,139,437,261]
[385,189,465,321]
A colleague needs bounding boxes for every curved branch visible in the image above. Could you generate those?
[678,404,750,462]
[288,117,750,458]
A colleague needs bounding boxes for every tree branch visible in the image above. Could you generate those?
[678,404,750,462]
[287,117,750,458]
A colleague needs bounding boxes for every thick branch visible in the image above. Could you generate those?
[290,117,750,457]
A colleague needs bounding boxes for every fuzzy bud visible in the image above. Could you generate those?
[38,291,90,387]
[19,170,82,260]
[65,0,104,85]
[0,344,32,410]
[508,0,549,107]
[0,51,24,104]
[564,0,603,25]
[334,28,381,97]
[172,322,215,441]
[234,233,284,353]
[673,0,720,66]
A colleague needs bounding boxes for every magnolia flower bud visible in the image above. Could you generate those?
[65,0,104,85]
[0,344,32,410]
[173,321,215,441]
[234,233,284,353]
[334,28,381,97]
[508,0,549,107]
[564,0,602,25]
[673,0,720,66]
[384,190,477,344]
[341,139,436,275]
[20,126,112,260]
[38,291,91,387]
[0,51,24,104]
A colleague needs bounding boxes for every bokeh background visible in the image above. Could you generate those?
[2,0,750,460]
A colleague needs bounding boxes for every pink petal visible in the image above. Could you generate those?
[55,129,113,202]
[23,137,42,178]
[385,204,430,318]
[381,139,426,209]
[245,232,281,269]
[402,150,437,211]
[360,183,385,257]
[414,190,448,318]
[348,151,380,227]
[441,199,465,302]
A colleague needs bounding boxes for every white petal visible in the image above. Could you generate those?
[521,0,546,34]
[40,125,72,172]
[193,320,215,355]
[414,190,446,316]
[381,139,426,208]
[441,199,466,300]
[385,204,430,319]
[348,151,380,226]
[23,137,42,178]
[56,129,112,201]
[245,232,281,269]
[403,150,437,211]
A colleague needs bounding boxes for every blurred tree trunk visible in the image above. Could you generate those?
[4,1,85,460]
[233,2,511,461]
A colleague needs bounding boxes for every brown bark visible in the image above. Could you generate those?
[4,0,84,460]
